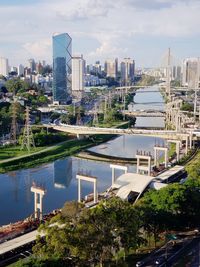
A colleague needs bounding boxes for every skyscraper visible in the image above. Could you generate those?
[120,58,135,86]
[182,58,200,88]
[0,57,9,77]
[105,58,118,78]
[28,59,36,73]
[72,55,84,99]
[52,33,72,104]
[18,64,24,76]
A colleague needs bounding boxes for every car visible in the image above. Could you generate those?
[136,261,145,267]
[155,256,166,265]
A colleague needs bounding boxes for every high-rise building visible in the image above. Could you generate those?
[18,64,24,76]
[120,58,135,85]
[72,55,84,99]
[52,33,72,104]
[0,57,9,77]
[105,58,118,78]
[182,58,200,88]
[172,66,181,81]
[28,59,36,73]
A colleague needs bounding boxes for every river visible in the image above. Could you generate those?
[0,86,165,226]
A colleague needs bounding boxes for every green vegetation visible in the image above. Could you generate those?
[0,145,46,161]
[14,176,200,266]
[0,134,114,173]
[92,92,136,128]
[180,102,194,112]
[12,147,200,266]
[136,74,157,86]
[5,78,49,107]
[170,80,181,87]
[0,102,24,137]
[185,149,200,179]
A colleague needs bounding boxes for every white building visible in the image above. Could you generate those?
[0,57,9,77]
[105,58,118,78]
[120,58,135,85]
[182,58,200,88]
[72,55,84,99]
[18,64,24,76]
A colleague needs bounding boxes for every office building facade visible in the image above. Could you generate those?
[72,55,84,99]
[52,33,72,104]
[0,57,9,77]
[182,58,200,88]
[120,58,135,85]
[105,58,118,78]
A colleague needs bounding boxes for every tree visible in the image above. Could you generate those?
[5,78,29,95]
[33,198,142,266]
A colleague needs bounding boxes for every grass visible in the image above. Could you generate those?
[0,145,46,161]
[0,134,114,173]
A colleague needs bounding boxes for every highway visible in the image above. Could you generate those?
[0,230,39,255]
[136,234,200,267]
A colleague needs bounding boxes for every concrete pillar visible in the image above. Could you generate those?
[185,137,188,155]
[189,132,193,149]
[136,154,152,176]
[94,179,97,203]
[31,186,46,220]
[154,149,158,166]
[78,177,81,202]
[176,142,180,161]
[76,174,98,204]
[34,192,37,218]
[110,164,128,186]
[154,146,168,168]
[167,140,181,163]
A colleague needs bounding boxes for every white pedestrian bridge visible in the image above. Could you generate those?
[44,123,196,141]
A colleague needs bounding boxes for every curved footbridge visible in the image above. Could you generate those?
[44,124,197,155]
[45,123,195,140]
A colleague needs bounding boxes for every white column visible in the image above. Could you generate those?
[164,150,168,168]
[112,167,115,186]
[148,158,151,176]
[34,193,38,219]
[78,177,81,202]
[94,180,97,203]
[136,158,139,174]
[39,195,43,221]
[185,137,188,155]
[154,148,157,166]
[189,132,193,149]
[176,142,180,161]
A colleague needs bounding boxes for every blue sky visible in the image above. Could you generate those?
[0,0,200,67]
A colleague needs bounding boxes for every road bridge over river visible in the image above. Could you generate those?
[123,111,165,117]
[45,124,193,141]
[114,85,194,93]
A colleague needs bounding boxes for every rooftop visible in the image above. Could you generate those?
[155,165,185,182]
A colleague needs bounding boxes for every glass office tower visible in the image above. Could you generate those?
[52,33,72,104]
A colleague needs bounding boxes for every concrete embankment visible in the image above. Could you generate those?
[76,150,137,164]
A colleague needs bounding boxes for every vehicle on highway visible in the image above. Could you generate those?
[155,256,166,265]
[136,261,145,267]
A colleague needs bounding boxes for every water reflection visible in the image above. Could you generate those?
[0,86,166,226]
[54,158,72,189]
[89,135,165,158]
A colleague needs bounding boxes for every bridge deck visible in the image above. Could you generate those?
[45,124,190,140]
[0,230,39,255]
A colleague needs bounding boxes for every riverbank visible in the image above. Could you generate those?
[76,149,137,164]
[0,121,130,173]
[0,134,115,173]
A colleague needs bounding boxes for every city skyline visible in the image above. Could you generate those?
[0,0,200,67]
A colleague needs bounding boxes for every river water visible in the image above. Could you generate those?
[0,86,165,226]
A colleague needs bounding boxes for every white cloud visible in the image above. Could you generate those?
[0,0,200,66]
[22,39,51,61]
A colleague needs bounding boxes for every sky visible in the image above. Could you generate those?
[0,0,200,68]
